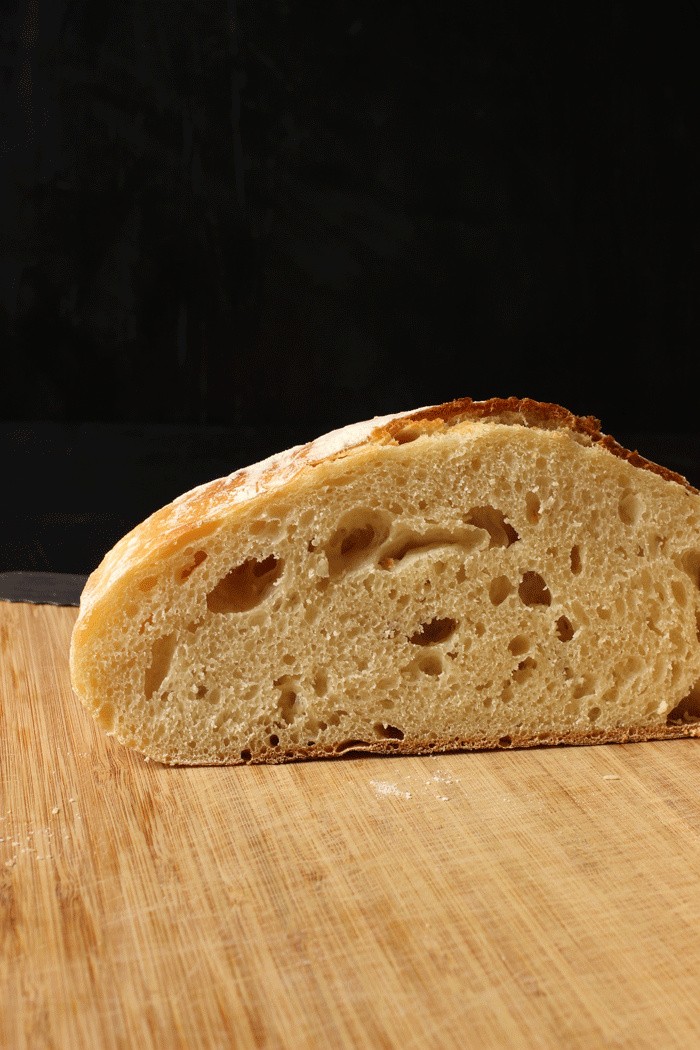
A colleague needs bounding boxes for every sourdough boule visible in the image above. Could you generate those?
[69,396,700,764]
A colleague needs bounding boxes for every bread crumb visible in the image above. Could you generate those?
[432,773,455,784]
[370,780,411,800]
[51,807,60,814]
[603,774,620,781]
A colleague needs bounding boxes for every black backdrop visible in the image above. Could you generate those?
[3,0,699,431]
[1,1,699,574]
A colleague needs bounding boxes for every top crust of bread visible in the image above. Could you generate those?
[69,397,700,765]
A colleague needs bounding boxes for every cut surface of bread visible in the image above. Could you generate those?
[69,397,700,765]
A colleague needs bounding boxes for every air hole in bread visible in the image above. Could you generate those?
[618,490,644,526]
[518,571,551,607]
[374,723,405,740]
[409,617,458,646]
[508,634,530,656]
[588,706,601,722]
[394,424,423,444]
[335,739,370,753]
[463,506,520,548]
[525,492,541,523]
[573,674,598,699]
[380,524,484,568]
[489,575,513,606]
[144,633,177,700]
[138,575,159,593]
[649,534,666,557]
[269,734,279,746]
[274,676,299,724]
[207,554,283,613]
[178,549,207,582]
[340,527,376,558]
[679,550,700,592]
[616,655,643,682]
[555,615,575,642]
[241,749,252,762]
[512,658,537,684]
[667,681,700,724]
[417,652,443,676]
[313,670,328,696]
[671,628,690,659]
[570,545,582,575]
[499,735,512,747]
[671,580,688,607]
[323,510,391,576]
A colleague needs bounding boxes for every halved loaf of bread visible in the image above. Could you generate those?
[69,397,700,765]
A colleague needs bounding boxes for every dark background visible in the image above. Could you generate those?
[1,0,699,575]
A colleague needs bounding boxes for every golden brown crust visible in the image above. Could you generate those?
[380,397,698,495]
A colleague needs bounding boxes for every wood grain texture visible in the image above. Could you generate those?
[2,602,700,1049]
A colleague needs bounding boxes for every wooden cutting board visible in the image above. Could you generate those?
[2,602,700,1050]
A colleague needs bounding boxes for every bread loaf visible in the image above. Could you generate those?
[69,397,700,765]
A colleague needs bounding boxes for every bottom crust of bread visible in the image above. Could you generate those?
[159,723,698,766]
